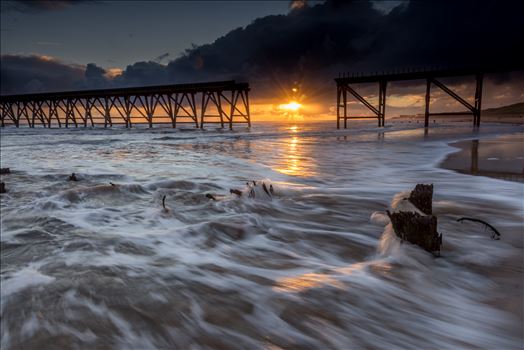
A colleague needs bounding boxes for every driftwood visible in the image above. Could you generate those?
[230,189,242,196]
[0,182,5,194]
[387,210,442,255]
[262,182,272,198]
[387,184,441,255]
[0,168,10,175]
[457,217,501,240]
[408,184,433,215]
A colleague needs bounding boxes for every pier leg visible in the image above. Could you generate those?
[379,80,387,127]
[229,91,235,130]
[474,73,483,127]
[424,79,431,128]
[343,88,347,129]
[216,92,224,128]
[336,86,341,129]
[200,92,207,129]
[245,90,251,128]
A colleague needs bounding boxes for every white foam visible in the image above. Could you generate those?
[1,265,55,298]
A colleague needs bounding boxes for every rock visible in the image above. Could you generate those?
[0,168,10,175]
[387,210,442,255]
[0,182,6,193]
[408,184,433,215]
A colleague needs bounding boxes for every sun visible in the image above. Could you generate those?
[279,101,302,111]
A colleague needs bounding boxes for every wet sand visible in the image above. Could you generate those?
[441,133,524,182]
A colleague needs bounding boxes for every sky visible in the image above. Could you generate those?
[1,1,293,68]
[1,0,523,120]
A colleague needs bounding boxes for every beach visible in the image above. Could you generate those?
[1,121,523,349]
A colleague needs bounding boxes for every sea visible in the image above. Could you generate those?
[1,121,523,349]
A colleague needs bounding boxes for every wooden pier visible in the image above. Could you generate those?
[335,66,522,128]
[0,80,250,129]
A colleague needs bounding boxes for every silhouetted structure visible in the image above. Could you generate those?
[335,66,522,128]
[0,80,250,129]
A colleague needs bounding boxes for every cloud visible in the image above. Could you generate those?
[84,63,109,89]
[289,0,308,10]
[113,61,169,87]
[163,0,523,100]
[154,53,170,63]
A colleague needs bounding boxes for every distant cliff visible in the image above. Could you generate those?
[483,102,524,115]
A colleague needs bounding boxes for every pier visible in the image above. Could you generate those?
[0,80,250,129]
[335,66,522,128]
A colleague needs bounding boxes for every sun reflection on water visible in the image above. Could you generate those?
[273,261,392,293]
[273,273,344,293]
[273,134,317,177]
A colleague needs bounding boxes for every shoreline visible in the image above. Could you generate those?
[439,133,524,183]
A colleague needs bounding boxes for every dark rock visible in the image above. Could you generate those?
[0,168,10,174]
[205,193,217,201]
[68,173,78,181]
[408,183,433,215]
[0,182,5,194]
[387,210,442,255]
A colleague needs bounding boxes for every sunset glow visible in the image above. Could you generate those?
[279,101,301,111]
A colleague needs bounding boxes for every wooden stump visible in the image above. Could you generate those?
[408,184,433,215]
[387,210,442,255]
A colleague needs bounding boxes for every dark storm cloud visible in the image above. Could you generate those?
[368,0,524,70]
[169,1,383,77]
[141,0,524,97]
[0,54,84,94]
[113,61,169,87]
[84,63,108,89]
[2,0,523,97]
[1,0,91,13]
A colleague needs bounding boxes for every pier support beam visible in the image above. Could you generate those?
[424,78,431,128]
[336,81,386,128]
[474,73,484,127]
[336,67,495,128]
[378,80,387,127]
